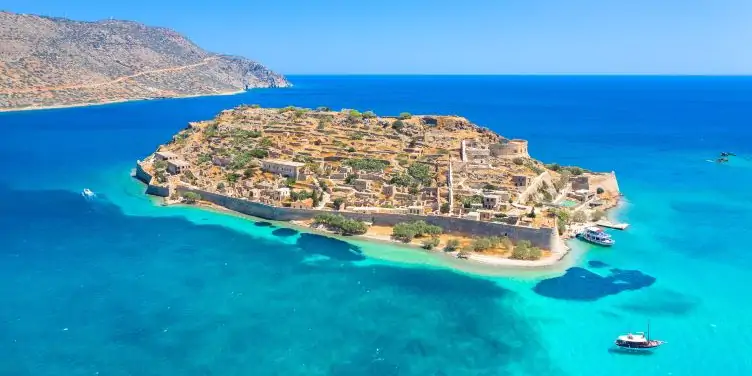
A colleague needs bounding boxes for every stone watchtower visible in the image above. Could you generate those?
[490,139,529,159]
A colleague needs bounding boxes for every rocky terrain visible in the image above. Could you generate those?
[0,12,289,110]
[140,106,620,236]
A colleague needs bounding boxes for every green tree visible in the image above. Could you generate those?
[154,159,167,170]
[216,182,225,190]
[421,237,440,250]
[392,120,405,132]
[333,197,345,210]
[226,173,240,183]
[259,137,273,148]
[546,163,561,171]
[407,163,433,186]
[347,146,356,153]
[182,191,201,204]
[444,239,461,252]
[285,177,297,188]
[440,202,451,214]
[596,187,605,194]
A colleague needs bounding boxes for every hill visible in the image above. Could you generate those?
[138,106,620,234]
[0,12,289,110]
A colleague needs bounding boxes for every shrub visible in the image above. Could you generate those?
[471,238,493,252]
[392,120,405,132]
[332,197,346,210]
[483,183,499,191]
[313,213,368,235]
[285,177,297,187]
[407,163,433,186]
[421,237,440,250]
[316,106,331,112]
[154,159,167,170]
[513,157,525,166]
[440,202,451,214]
[565,166,584,176]
[596,187,605,194]
[363,110,377,119]
[250,104,261,108]
[347,146,356,153]
[249,149,268,159]
[389,173,413,187]
[182,191,201,204]
[393,221,443,242]
[444,239,461,252]
[216,182,225,190]
[399,112,412,120]
[511,240,533,260]
[226,173,240,183]
[527,208,536,218]
[546,163,561,171]
[197,154,211,164]
[259,137,273,148]
[344,158,388,172]
[572,211,587,223]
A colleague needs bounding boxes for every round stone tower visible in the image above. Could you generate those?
[490,139,529,158]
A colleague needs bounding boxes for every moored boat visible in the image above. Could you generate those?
[614,323,665,350]
[576,226,615,246]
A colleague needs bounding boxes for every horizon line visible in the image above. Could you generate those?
[282,73,752,77]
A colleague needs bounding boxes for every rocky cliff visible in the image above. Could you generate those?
[0,12,290,110]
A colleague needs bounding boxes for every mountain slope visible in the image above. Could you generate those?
[0,12,289,110]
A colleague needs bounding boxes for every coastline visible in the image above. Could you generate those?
[160,196,578,277]
[0,89,247,113]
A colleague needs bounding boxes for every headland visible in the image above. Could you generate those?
[134,105,621,269]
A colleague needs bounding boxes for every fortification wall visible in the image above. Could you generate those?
[134,163,153,184]
[176,186,557,249]
[135,162,170,197]
[490,139,529,158]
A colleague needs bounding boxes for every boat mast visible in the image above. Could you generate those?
[647,320,651,341]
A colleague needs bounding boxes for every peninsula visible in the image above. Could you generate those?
[0,12,289,111]
[135,106,620,266]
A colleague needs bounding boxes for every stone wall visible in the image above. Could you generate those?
[135,162,170,197]
[176,186,558,249]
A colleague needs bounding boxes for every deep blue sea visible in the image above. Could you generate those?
[1,76,752,375]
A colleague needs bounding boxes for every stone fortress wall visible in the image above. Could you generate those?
[134,163,170,197]
[172,186,559,250]
[490,139,529,158]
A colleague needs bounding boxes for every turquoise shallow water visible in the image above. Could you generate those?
[1,76,752,375]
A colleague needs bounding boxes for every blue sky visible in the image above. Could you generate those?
[3,0,752,74]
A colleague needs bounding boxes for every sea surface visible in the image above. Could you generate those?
[1,76,752,375]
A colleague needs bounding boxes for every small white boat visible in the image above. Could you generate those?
[577,226,615,246]
[81,188,96,199]
[614,322,665,350]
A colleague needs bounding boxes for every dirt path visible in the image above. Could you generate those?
[0,56,220,94]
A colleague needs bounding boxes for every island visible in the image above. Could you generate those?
[134,106,621,267]
[0,12,289,111]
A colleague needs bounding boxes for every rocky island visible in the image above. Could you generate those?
[135,106,620,267]
[0,12,288,111]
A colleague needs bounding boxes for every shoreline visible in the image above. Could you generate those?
[162,197,580,277]
[0,89,247,113]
